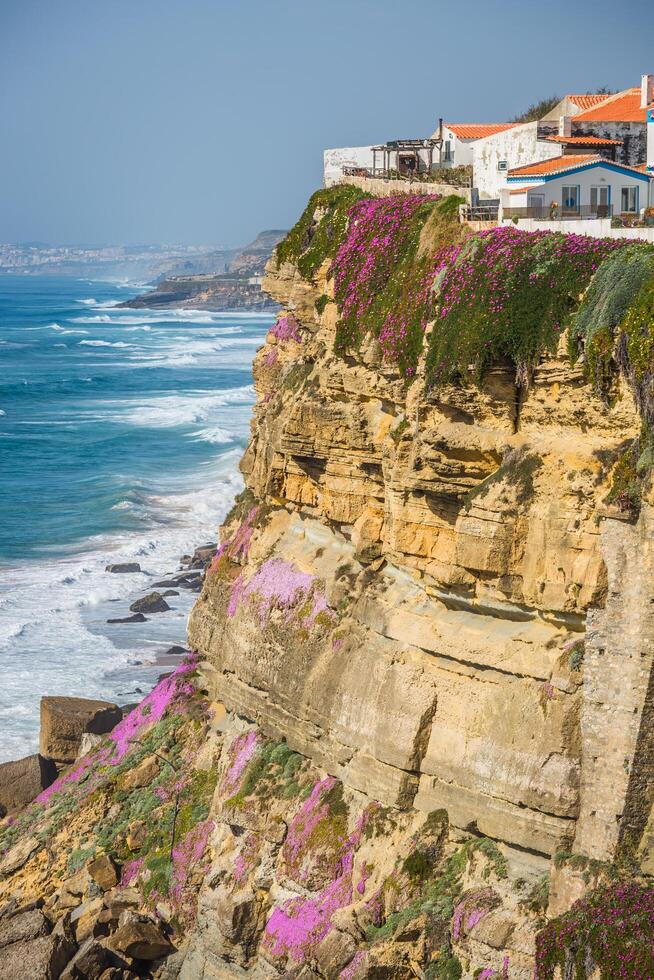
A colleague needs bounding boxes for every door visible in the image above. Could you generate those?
[590,185,610,217]
[527,193,545,217]
[562,185,580,214]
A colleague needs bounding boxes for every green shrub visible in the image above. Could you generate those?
[569,245,654,402]
[275,185,369,280]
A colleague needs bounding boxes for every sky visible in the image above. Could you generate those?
[0,0,649,247]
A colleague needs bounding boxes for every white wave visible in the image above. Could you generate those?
[76,298,97,305]
[0,410,5,416]
[113,387,254,428]
[192,426,233,444]
[0,461,244,763]
[79,340,132,348]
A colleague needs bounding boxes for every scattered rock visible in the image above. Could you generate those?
[152,580,181,589]
[0,753,57,813]
[105,563,141,574]
[71,896,105,943]
[87,854,119,893]
[60,938,135,980]
[0,933,76,980]
[57,871,91,910]
[181,544,216,570]
[119,755,159,792]
[129,592,170,615]
[0,908,50,950]
[164,645,189,657]
[314,928,358,976]
[161,590,179,598]
[126,820,147,851]
[106,613,147,624]
[40,697,122,764]
[106,912,174,961]
[77,732,103,758]
[0,836,40,878]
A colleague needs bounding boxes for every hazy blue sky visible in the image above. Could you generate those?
[0,0,648,246]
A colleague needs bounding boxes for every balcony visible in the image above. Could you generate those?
[503,204,614,221]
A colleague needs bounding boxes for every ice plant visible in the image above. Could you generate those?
[426,226,629,388]
[170,818,214,916]
[270,314,302,343]
[219,730,260,798]
[227,557,334,631]
[536,880,654,979]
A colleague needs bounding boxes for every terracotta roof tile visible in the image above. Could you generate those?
[543,135,623,146]
[508,154,598,177]
[574,88,647,123]
[508,154,652,179]
[568,94,614,111]
[445,123,517,140]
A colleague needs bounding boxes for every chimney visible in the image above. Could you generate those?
[641,73,654,109]
[559,115,572,137]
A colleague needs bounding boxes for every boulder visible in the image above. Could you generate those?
[161,590,179,598]
[0,908,50,949]
[87,855,118,893]
[126,820,147,851]
[0,933,76,980]
[60,937,135,980]
[106,912,173,961]
[182,544,216,570]
[105,563,141,574]
[119,755,159,792]
[0,836,40,878]
[129,593,170,615]
[71,896,105,943]
[0,754,57,813]
[106,613,147,624]
[40,697,122,764]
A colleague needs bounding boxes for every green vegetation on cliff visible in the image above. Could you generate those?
[275,184,369,280]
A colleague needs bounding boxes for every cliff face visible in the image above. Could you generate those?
[184,191,654,976]
[3,190,654,980]
[190,237,641,860]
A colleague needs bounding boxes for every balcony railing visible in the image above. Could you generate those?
[341,166,472,188]
[503,205,614,221]
[460,204,500,222]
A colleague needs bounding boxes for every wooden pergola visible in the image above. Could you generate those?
[372,134,444,179]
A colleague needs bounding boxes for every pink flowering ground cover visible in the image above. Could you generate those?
[332,193,443,378]
[263,779,372,964]
[535,880,654,979]
[270,313,302,343]
[227,557,334,633]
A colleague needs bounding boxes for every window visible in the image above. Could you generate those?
[621,186,639,213]
[497,160,508,172]
[562,185,580,212]
[444,140,452,162]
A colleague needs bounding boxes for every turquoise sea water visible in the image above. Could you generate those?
[0,275,272,761]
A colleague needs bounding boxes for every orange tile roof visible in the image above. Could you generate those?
[509,186,533,195]
[508,154,652,179]
[508,154,598,177]
[445,123,517,140]
[543,134,623,146]
[574,88,647,123]
[568,94,613,111]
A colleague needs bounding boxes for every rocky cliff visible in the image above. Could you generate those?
[3,188,654,980]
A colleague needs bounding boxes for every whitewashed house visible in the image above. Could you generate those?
[436,123,517,169]
[497,75,654,219]
[323,146,377,187]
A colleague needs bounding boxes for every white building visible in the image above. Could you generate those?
[436,123,517,169]
[323,146,376,187]
[500,155,652,219]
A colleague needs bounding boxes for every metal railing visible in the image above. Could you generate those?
[460,204,500,222]
[503,205,613,221]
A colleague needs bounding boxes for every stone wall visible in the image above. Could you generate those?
[337,173,473,202]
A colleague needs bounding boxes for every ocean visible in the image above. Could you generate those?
[0,274,272,763]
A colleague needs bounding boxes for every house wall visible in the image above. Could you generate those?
[501,168,649,213]
[323,146,375,186]
[473,122,560,199]
[441,128,475,168]
[571,121,646,167]
[499,217,654,243]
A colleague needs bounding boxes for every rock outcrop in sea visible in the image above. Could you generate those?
[3,186,654,979]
